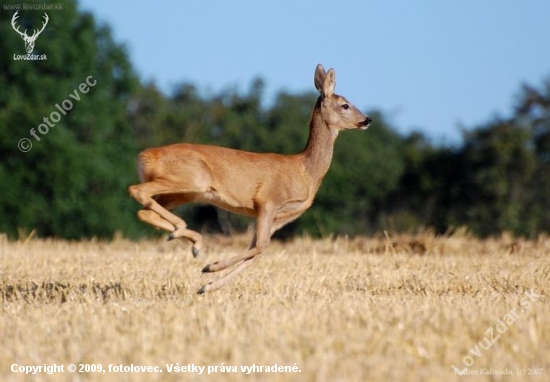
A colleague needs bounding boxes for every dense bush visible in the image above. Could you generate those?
[1,1,549,239]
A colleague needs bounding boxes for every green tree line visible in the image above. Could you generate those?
[1,1,549,239]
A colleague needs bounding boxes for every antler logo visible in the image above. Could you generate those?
[11,11,49,53]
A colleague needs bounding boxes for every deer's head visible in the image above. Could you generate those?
[11,11,49,53]
[314,64,371,131]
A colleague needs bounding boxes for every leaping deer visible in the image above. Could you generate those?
[11,11,49,53]
[129,64,371,294]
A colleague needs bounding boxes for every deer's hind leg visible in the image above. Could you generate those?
[129,182,204,257]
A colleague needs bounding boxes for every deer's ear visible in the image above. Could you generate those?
[314,64,326,94]
[322,68,336,97]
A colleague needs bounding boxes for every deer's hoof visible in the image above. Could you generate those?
[192,246,200,258]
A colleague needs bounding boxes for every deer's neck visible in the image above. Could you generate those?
[302,106,338,184]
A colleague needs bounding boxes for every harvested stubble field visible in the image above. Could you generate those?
[0,232,549,382]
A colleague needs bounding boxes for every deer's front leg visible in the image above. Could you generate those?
[201,236,257,273]
[197,257,257,294]
[197,204,274,293]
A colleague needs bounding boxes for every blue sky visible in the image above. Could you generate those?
[80,0,550,144]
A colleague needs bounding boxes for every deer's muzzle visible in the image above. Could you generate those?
[358,117,372,130]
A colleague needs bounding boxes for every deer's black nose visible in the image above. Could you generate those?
[363,117,372,126]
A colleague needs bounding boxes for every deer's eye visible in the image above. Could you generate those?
[341,104,350,110]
